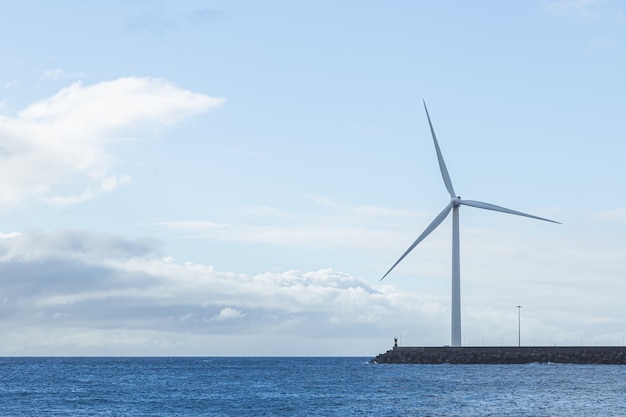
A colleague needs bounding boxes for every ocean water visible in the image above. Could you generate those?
[1,357,625,416]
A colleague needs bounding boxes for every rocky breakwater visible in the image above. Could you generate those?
[371,346,626,364]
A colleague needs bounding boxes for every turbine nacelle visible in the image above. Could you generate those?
[451,196,462,207]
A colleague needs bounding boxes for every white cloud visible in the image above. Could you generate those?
[41,68,66,80]
[39,68,85,81]
[0,77,224,204]
[212,307,244,321]
[161,219,398,248]
[544,0,602,20]
[159,197,423,250]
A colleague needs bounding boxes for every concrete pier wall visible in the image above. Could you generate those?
[371,346,626,364]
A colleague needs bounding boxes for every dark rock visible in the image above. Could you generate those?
[370,346,626,365]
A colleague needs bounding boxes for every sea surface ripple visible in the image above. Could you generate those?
[1,357,625,416]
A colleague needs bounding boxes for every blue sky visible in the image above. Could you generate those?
[1,0,625,355]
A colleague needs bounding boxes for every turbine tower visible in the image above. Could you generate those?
[381,101,559,347]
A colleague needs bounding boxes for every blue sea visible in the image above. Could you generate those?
[1,357,625,416]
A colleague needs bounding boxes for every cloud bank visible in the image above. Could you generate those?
[0,229,445,356]
[2,210,625,356]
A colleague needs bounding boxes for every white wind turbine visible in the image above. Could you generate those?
[381,101,560,347]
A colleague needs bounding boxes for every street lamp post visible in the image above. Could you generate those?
[517,305,523,347]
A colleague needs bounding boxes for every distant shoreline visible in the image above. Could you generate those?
[371,346,626,364]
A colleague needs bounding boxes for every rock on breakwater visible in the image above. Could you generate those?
[370,346,626,364]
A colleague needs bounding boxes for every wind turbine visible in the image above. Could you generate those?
[381,101,559,347]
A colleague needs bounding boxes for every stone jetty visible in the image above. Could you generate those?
[371,346,626,364]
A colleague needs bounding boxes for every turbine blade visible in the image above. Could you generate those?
[424,100,456,198]
[460,199,561,224]
[381,203,453,281]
